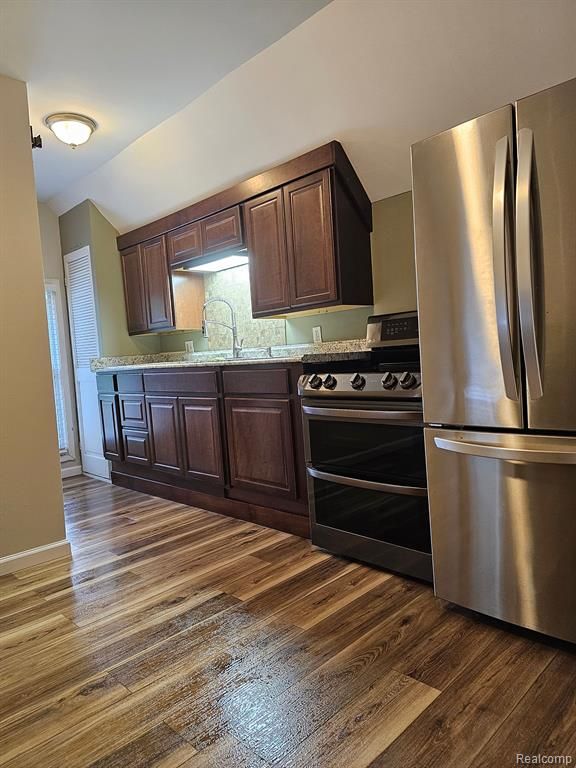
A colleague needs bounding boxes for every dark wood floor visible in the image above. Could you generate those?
[1,476,575,768]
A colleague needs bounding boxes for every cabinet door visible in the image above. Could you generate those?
[120,246,147,334]
[118,394,148,429]
[180,397,224,484]
[98,394,122,461]
[146,396,182,474]
[140,237,174,330]
[243,190,291,315]
[201,206,243,254]
[123,429,150,466]
[167,221,202,266]
[284,169,337,308]
[225,397,296,498]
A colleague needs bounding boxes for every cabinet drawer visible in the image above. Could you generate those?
[96,373,116,394]
[122,429,151,466]
[117,373,144,393]
[201,206,243,254]
[167,221,202,265]
[144,371,218,394]
[222,368,290,395]
[119,394,147,429]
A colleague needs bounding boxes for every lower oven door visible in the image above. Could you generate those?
[302,401,432,581]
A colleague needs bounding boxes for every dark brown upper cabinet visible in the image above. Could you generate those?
[117,142,372,324]
[120,246,147,334]
[121,237,174,335]
[243,168,372,317]
[284,169,337,309]
[201,206,243,254]
[140,237,174,331]
[243,189,291,315]
[166,221,202,266]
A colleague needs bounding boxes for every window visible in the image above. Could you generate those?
[44,280,75,461]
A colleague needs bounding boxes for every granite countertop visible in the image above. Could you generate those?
[91,340,372,373]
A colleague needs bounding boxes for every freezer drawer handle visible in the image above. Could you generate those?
[307,467,428,496]
[492,135,519,401]
[516,127,544,400]
[434,437,576,464]
[302,406,423,422]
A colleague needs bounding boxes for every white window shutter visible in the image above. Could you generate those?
[64,249,99,369]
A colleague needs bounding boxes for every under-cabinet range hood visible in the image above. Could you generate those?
[169,250,249,332]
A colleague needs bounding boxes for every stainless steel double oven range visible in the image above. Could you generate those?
[299,312,432,582]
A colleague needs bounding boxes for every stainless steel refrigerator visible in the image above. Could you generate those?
[411,77,576,643]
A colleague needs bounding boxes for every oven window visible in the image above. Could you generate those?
[312,478,431,553]
[308,419,426,486]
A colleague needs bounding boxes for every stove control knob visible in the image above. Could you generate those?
[381,372,398,390]
[399,372,418,390]
[349,373,366,390]
[323,374,338,390]
[308,374,323,390]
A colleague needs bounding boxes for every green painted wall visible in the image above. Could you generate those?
[371,191,416,315]
[59,201,160,356]
[285,307,372,344]
[159,330,207,353]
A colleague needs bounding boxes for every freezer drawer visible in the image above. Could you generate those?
[425,428,576,643]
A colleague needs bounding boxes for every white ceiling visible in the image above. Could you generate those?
[3,0,576,232]
[0,0,330,200]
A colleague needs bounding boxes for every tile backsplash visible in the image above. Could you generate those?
[202,264,286,350]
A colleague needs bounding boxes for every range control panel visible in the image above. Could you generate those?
[298,371,422,399]
[366,311,419,347]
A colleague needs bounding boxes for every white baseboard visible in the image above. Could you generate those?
[0,539,71,576]
[61,464,83,479]
[82,453,110,481]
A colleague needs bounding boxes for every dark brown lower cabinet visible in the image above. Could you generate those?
[98,364,309,537]
[180,397,224,484]
[98,394,122,461]
[225,397,297,499]
[123,429,151,466]
[146,396,182,474]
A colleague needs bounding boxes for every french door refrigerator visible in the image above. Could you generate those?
[411,77,576,643]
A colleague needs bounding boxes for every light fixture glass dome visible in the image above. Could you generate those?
[45,113,97,148]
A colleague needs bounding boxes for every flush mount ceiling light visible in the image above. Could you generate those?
[45,113,97,148]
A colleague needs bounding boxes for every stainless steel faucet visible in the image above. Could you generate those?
[201,297,243,358]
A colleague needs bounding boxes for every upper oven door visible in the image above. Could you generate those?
[302,400,426,488]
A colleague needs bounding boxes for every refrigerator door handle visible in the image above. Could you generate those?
[492,135,519,400]
[434,436,576,464]
[516,127,544,399]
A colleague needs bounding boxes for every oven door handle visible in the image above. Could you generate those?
[302,406,423,422]
[307,467,428,497]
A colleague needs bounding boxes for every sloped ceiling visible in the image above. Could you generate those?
[47,0,576,232]
[0,0,330,200]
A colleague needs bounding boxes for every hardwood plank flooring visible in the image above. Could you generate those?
[0,476,574,767]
